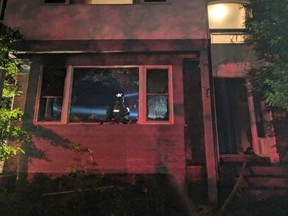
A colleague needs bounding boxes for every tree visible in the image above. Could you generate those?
[0,22,29,160]
[245,0,288,110]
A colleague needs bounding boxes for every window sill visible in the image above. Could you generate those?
[33,121,174,126]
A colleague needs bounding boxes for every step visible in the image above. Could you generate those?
[220,154,270,164]
[247,188,288,200]
[247,176,288,189]
[238,166,287,177]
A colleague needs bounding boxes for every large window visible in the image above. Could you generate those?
[36,66,173,124]
[70,67,139,123]
[208,3,246,44]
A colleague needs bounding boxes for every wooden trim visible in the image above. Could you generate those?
[61,66,73,124]
[33,66,43,124]
[200,49,218,203]
[14,39,207,53]
[138,66,145,124]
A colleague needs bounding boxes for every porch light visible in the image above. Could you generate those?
[209,4,228,21]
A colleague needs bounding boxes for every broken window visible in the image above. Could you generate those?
[146,69,169,120]
[38,68,66,121]
[70,68,139,123]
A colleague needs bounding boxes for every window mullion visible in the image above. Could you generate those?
[138,66,146,124]
[168,66,174,124]
[61,66,73,124]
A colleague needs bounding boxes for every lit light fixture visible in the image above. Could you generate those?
[209,4,228,21]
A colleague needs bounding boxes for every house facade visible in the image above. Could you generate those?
[3,0,218,202]
[3,0,284,203]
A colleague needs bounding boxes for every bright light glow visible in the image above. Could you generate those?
[208,3,245,29]
[209,4,228,21]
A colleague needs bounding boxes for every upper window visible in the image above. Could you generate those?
[43,0,68,3]
[208,3,246,44]
[142,0,167,2]
[43,0,168,4]
[36,66,173,125]
[0,0,7,20]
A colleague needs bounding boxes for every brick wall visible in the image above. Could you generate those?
[12,73,29,111]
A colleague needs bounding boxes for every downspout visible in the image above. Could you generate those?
[246,79,261,155]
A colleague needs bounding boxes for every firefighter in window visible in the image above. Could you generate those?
[111,93,130,123]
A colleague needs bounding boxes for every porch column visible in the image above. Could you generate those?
[200,48,218,203]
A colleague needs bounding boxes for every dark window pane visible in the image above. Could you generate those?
[70,0,133,4]
[44,0,66,3]
[147,95,168,120]
[147,69,168,93]
[39,68,66,121]
[70,68,139,123]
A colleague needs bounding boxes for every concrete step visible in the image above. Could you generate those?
[247,176,288,189]
[245,188,288,200]
[219,163,288,201]
[238,166,287,177]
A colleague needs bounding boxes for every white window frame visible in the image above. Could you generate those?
[34,65,174,125]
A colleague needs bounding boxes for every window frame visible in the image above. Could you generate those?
[208,2,247,44]
[34,65,174,125]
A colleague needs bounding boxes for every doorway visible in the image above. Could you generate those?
[183,60,205,165]
[214,78,251,154]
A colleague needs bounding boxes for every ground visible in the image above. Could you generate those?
[0,173,288,216]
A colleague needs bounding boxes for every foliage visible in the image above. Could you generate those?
[0,174,193,216]
[0,22,21,54]
[66,143,97,174]
[0,22,27,160]
[0,22,22,108]
[0,108,28,159]
[245,0,288,110]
